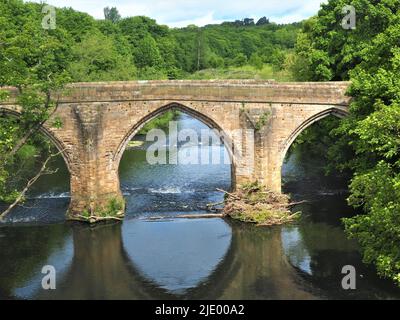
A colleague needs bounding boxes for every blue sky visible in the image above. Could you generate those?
[29,0,326,27]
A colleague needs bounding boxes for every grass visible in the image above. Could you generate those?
[187,64,294,82]
[127,140,144,148]
[75,197,125,223]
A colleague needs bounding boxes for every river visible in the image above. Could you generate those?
[0,113,399,300]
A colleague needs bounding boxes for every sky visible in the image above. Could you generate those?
[28,0,327,27]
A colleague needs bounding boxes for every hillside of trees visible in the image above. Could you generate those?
[0,2,301,82]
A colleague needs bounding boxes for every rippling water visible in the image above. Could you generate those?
[0,113,399,300]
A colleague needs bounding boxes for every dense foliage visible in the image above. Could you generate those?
[294,0,400,285]
[0,2,301,82]
[77,10,299,80]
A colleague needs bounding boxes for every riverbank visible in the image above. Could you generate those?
[221,183,301,226]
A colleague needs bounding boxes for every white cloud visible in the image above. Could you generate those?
[167,12,225,28]
[27,0,327,26]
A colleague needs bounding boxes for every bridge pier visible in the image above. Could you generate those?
[65,104,125,221]
[68,169,125,221]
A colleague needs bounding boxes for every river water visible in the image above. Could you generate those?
[0,113,399,300]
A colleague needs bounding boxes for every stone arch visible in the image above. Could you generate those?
[280,107,349,166]
[266,106,349,193]
[0,107,72,173]
[114,102,237,173]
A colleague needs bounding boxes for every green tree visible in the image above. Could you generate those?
[249,53,263,70]
[104,7,121,23]
[256,17,270,26]
[293,0,399,81]
[342,17,400,285]
[68,32,137,81]
[195,29,210,71]
[233,53,247,67]
[56,7,97,42]
[270,49,286,70]
[134,34,162,69]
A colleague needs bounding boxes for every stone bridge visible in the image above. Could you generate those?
[0,80,351,220]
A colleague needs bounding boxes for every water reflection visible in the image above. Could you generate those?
[122,218,232,295]
[1,216,400,299]
[0,224,72,299]
[0,219,317,300]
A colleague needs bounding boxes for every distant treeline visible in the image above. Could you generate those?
[73,7,301,80]
[0,1,300,82]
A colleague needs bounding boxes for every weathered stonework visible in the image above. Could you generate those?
[0,80,351,221]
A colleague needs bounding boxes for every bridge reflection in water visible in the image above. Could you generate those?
[0,219,317,300]
[2,213,400,299]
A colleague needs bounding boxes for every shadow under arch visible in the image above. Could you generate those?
[114,102,237,181]
[0,107,72,174]
[280,107,349,168]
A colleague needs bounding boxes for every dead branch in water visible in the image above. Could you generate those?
[73,215,124,223]
[206,201,225,208]
[216,188,241,200]
[174,213,224,219]
[288,200,309,206]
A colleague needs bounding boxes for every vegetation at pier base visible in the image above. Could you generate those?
[223,183,300,226]
[293,0,400,285]
[78,197,125,223]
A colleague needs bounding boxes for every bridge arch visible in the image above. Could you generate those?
[114,102,236,171]
[0,107,72,173]
[270,106,349,193]
[280,107,349,166]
